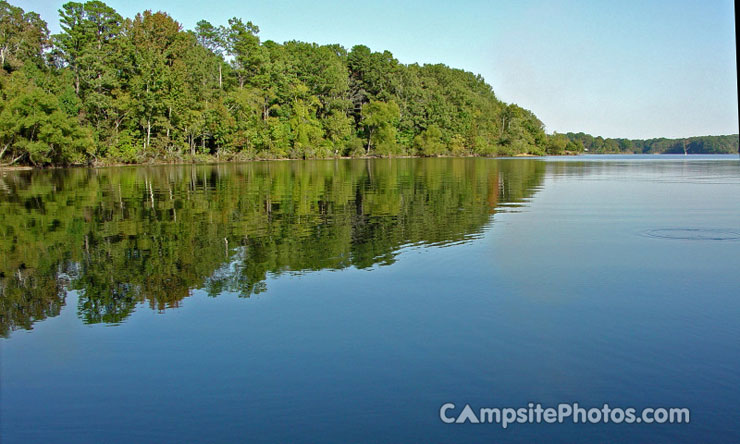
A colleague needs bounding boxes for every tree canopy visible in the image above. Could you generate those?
[0,0,550,166]
[1,0,735,167]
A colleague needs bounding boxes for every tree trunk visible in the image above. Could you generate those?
[9,152,24,165]
[366,128,373,154]
[146,119,151,149]
[219,64,222,89]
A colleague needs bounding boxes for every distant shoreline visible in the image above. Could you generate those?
[4,151,738,171]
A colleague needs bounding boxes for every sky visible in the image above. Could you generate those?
[19,0,739,139]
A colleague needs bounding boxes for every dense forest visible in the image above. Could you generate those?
[0,158,545,335]
[0,0,555,167]
[1,1,736,167]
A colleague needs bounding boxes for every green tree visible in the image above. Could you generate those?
[0,1,49,72]
[361,100,400,155]
[194,20,226,89]
[414,125,446,156]
[289,92,324,158]
[546,132,568,155]
[224,17,265,89]
[0,71,93,166]
[53,1,123,153]
[347,45,399,121]
[123,10,194,153]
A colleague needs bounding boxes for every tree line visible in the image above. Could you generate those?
[0,0,554,167]
[555,133,739,155]
[2,1,736,167]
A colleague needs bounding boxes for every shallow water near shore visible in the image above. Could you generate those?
[1,155,739,443]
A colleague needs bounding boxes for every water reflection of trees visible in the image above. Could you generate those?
[0,158,544,335]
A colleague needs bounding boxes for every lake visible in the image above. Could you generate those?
[1,155,739,443]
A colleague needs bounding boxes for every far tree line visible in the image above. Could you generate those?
[0,0,737,167]
[548,132,739,155]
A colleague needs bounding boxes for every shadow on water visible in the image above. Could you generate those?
[0,158,545,336]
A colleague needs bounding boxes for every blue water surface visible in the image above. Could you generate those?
[1,156,739,443]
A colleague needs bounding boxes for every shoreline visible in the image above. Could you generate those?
[4,151,737,171]
[1,152,583,171]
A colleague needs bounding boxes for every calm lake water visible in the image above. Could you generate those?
[1,155,739,443]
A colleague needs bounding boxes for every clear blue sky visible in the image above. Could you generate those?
[20,0,738,139]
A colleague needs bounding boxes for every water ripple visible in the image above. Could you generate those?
[642,228,740,241]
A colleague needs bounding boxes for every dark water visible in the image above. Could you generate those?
[1,156,739,443]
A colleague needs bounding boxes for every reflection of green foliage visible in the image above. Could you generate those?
[0,158,545,336]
